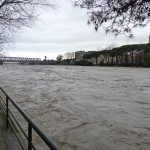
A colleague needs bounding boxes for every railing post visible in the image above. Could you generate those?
[6,96,9,129]
[28,123,32,150]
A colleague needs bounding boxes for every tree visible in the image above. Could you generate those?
[74,0,150,37]
[56,54,63,62]
[0,50,7,57]
[83,53,92,60]
[64,52,75,59]
[0,0,56,48]
[91,52,99,65]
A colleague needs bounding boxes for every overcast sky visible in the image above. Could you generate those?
[7,0,150,60]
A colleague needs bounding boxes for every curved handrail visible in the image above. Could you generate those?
[0,87,58,150]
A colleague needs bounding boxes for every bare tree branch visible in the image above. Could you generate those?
[0,0,56,49]
[73,0,150,37]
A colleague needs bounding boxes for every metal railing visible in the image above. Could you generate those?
[0,87,58,150]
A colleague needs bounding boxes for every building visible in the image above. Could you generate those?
[75,51,96,62]
[75,51,85,61]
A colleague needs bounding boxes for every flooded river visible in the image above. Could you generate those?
[0,64,150,150]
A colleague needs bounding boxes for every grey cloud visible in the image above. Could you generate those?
[8,0,150,59]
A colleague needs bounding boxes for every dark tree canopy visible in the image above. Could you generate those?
[74,0,150,37]
[56,54,63,62]
[0,0,55,49]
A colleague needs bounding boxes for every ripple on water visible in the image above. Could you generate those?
[0,65,150,150]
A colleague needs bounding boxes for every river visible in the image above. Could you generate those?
[0,64,150,150]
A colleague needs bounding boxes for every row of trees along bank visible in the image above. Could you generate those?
[82,43,150,67]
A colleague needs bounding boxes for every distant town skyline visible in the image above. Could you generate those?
[6,0,150,60]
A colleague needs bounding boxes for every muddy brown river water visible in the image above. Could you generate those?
[0,64,150,150]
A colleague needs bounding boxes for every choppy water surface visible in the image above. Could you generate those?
[0,64,150,150]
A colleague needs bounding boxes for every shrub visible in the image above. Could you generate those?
[75,60,93,66]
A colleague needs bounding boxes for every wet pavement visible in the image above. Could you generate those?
[0,110,23,150]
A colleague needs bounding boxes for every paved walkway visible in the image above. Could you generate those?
[0,111,24,150]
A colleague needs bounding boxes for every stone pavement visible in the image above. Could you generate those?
[0,111,25,150]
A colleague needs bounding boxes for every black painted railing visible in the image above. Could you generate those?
[0,87,58,150]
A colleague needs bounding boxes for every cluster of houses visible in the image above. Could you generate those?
[74,36,150,66]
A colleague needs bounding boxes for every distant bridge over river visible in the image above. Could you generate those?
[0,57,41,62]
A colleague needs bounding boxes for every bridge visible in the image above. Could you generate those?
[0,57,41,62]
